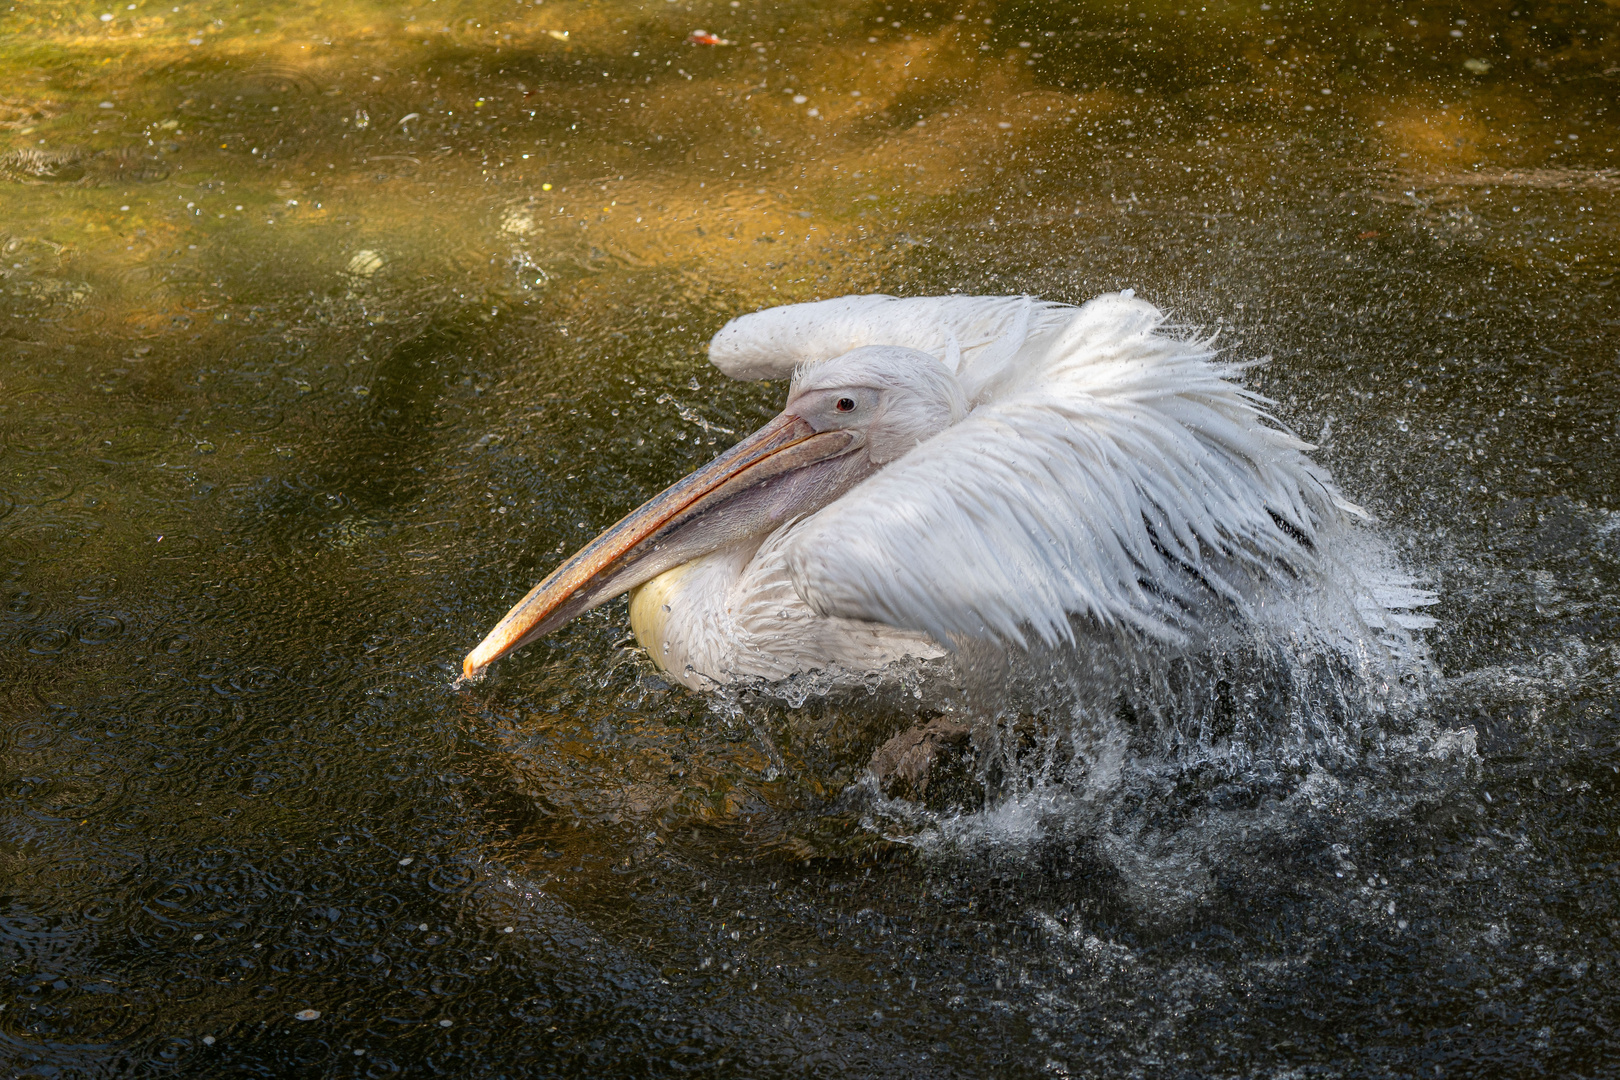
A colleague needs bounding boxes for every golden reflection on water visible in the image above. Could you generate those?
[3,0,1614,326]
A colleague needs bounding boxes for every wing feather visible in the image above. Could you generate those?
[777,292,1358,647]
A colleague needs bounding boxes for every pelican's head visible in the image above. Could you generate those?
[463,346,964,678]
[786,345,968,463]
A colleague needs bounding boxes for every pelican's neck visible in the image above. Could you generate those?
[627,538,760,687]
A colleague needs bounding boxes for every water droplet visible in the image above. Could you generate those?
[501,209,535,236]
[346,249,384,276]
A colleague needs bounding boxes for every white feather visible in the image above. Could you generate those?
[747,292,1364,648]
[708,293,1077,392]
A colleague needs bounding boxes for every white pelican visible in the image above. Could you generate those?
[463,291,1370,690]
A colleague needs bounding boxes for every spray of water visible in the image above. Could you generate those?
[803,522,1474,920]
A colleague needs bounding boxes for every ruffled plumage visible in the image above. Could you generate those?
[714,291,1363,651]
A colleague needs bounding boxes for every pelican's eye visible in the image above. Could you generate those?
[835,397,856,413]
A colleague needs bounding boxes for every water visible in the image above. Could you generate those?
[2,1,1617,1075]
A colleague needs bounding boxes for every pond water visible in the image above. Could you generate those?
[2,0,1618,1075]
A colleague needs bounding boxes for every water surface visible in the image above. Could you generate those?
[2,0,1618,1075]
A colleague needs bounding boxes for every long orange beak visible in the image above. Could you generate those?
[462,412,862,679]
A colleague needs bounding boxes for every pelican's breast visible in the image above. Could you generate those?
[627,536,943,690]
[625,542,756,688]
[628,563,689,676]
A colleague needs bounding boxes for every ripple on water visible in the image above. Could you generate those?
[293,385,367,422]
[9,716,61,749]
[420,237,501,285]
[0,145,85,182]
[0,987,150,1045]
[111,260,162,291]
[427,862,476,895]
[149,699,238,744]
[158,631,193,656]
[136,754,201,803]
[5,463,76,503]
[73,612,127,646]
[121,305,194,336]
[268,754,329,815]
[44,286,113,333]
[216,741,326,811]
[150,530,204,560]
[193,657,232,683]
[284,645,365,690]
[132,881,236,947]
[93,423,173,465]
[313,490,350,512]
[279,470,329,494]
[204,369,278,408]
[26,773,124,824]
[196,860,281,909]
[283,1037,336,1069]
[304,866,350,897]
[377,988,436,1026]
[2,517,101,562]
[238,61,320,97]
[74,575,120,601]
[224,663,281,697]
[3,585,44,620]
[167,976,209,1003]
[268,943,343,979]
[83,147,171,186]
[147,879,205,917]
[18,626,71,655]
[211,402,286,434]
[0,908,58,954]
[79,896,120,923]
[350,669,426,718]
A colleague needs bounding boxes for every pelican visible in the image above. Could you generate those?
[464,291,1375,690]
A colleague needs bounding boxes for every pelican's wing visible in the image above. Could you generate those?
[779,293,1360,648]
[708,293,1078,402]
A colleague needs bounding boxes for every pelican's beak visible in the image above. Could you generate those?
[462,412,864,679]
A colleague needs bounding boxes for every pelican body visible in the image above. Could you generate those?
[464,292,1363,690]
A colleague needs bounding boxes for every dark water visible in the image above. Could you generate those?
[2,0,1618,1075]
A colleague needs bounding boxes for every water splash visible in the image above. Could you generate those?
[837,524,1465,920]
